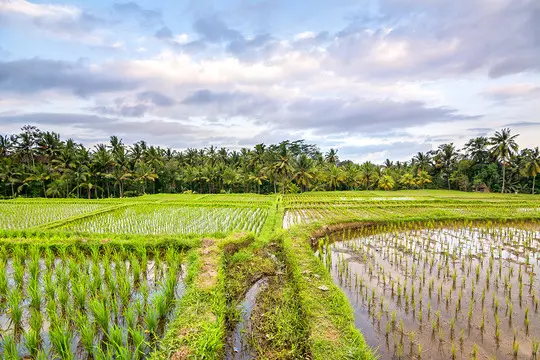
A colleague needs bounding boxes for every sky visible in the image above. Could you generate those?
[0,0,539,163]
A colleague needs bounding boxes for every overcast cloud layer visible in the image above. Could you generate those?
[0,0,539,162]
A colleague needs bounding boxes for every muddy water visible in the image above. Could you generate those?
[317,227,540,360]
[226,277,269,360]
[0,254,185,358]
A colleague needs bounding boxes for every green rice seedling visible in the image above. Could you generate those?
[29,308,43,334]
[13,260,24,289]
[35,350,48,360]
[124,302,138,329]
[73,281,87,309]
[2,334,19,360]
[90,297,109,333]
[118,277,132,309]
[144,307,159,339]
[417,344,423,359]
[0,261,8,299]
[513,340,520,358]
[44,272,55,300]
[29,278,42,310]
[78,320,95,355]
[130,326,146,358]
[24,329,40,357]
[107,324,124,352]
[153,292,168,320]
[58,287,69,313]
[531,338,539,359]
[7,287,23,333]
[471,344,478,360]
[50,322,74,360]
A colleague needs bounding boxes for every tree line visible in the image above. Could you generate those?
[0,126,539,198]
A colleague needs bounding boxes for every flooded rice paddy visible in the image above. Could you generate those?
[317,225,540,359]
[0,245,185,358]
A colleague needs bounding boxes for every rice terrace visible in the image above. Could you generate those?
[1,168,540,359]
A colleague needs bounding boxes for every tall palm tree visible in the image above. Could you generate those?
[325,149,339,165]
[412,152,431,173]
[522,147,540,194]
[489,128,519,193]
[0,158,21,197]
[435,143,459,190]
[25,163,52,198]
[248,165,267,194]
[359,162,379,190]
[327,165,343,191]
[273,145,294,194]
[464,137,489,164]
[293,154,315,192]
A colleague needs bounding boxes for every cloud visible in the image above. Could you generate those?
[113,2,162,27]
[90,91,175,117]
[323,0,540,79]
[482,84,540,102]
[0,0,107,42]
[0,58,137,96]
[192,15,243,43]
[137,91,175,107]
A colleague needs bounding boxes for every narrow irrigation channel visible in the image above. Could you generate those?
[315,223,540,360]
[225,277,269,360]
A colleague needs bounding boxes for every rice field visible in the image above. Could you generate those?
[0,202,110,230]
[1,191,540,359]
[60,205,269,235]
[0,244,184,358]
[317,223,540,359]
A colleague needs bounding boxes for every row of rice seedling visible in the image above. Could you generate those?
[0,244,184,359]
[317,222,540,359]
[283,202,540,228]
[60,205,268,235]
[0,203,109,230]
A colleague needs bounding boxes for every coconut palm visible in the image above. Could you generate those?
[379,175,395,191]
[435,143,459,190]
[293,154,315,192]
[489,128,519,193]
[522,147,540,194]
[325,149,339,165]
[0,158,21,197]
[25,163,52,198]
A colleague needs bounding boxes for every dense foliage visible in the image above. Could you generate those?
[1,125,539,198]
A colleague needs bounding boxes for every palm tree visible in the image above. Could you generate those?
[489,128,519,193]
[248,165,267,194]
[435,143,459,190]
[379,175,395,191]
[359,162,379,190]
[25,163,52,198]
[0,158,21,197]
[415,170,432,189]
[412,152,431,173]
[273,145,294,194]
[293,154,315,192]
[327,165,343,191]
[464,137,489,164]
[108,167,132,198]
[325,149,339,165]
[135,163,158,194]
[522,147,540,194]
[399,173,416,189]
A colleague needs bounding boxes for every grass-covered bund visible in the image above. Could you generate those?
[1,190,540,359]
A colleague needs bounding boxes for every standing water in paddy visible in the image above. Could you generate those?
[0,245,185,359]
[316,225,540,359]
